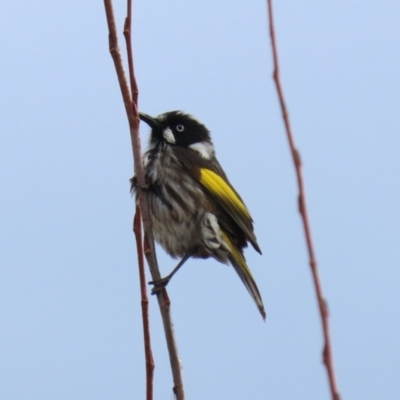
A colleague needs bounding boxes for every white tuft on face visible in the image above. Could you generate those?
[163,128,176,144]
[189,142,214,159]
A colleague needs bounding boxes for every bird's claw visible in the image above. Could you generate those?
[148,277,170,294]
[130,176,149,190]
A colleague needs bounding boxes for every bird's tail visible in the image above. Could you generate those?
[221,232,266,320]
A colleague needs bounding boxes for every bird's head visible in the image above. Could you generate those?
[140,111,215,159]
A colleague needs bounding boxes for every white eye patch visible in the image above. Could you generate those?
[163,128,176,144]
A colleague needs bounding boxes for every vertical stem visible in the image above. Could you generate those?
[103,1,185,398]
[266,1,341,399]
[134,207,154,400]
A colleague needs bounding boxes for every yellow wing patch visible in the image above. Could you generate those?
[220,231,254,278]
[200,168,251,220]
[221,230,265,319]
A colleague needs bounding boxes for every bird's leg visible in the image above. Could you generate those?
[149,249,195,294]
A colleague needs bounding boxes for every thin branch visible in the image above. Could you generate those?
[124,0,138,109]
[266,2,341,400]
[103,1,186,398]
[134,207,154,400]
[124,3,154,397]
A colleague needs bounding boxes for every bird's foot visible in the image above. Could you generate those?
[130,176,150,190]
[148,276,171,294]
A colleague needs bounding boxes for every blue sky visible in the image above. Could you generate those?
[1,1,399,399]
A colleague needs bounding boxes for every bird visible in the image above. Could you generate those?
[131,111,266,319]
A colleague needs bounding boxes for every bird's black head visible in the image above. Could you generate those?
[140,111,214,156]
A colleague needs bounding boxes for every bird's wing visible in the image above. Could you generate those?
[173,147,261,254]
[199,167,261,254]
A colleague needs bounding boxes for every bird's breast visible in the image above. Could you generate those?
[143,148,211,257]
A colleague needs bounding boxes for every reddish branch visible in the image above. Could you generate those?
[266,2,341,400]
[134,207,154,400]
[124,0,138,109]
[103,1,186,399]
[124,5,155,397]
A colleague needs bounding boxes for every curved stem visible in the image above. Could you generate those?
[103,1,185,398]
[266,2,341,399]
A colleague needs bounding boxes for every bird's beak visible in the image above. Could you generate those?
[139,112,161,129]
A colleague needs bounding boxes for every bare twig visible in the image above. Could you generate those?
[134,207,154,400]
[124,0,138,109]
[103,1,185,398]
[124,2,154,397]
[266,2,341,400]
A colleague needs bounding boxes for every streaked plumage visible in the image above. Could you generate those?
[131,111,266,319]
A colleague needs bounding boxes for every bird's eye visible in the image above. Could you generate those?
[176,124,185,132]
